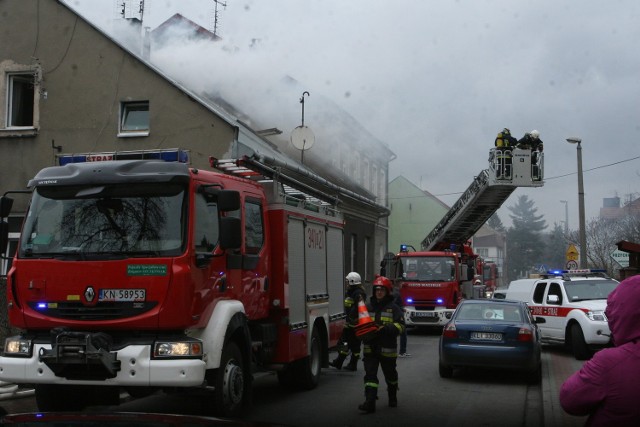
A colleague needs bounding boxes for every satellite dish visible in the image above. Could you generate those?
[290,126,315,151]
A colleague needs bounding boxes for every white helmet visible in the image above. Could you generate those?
[530,130,540,139]
[345,272,362,285]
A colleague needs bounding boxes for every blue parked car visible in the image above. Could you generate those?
[439,299,542,383]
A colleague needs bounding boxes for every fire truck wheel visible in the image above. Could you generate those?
[293,327,322,390]
[213,341,246,417]
[570,323,592,360]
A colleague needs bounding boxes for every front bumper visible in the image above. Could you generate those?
[404,307,453,327]
[0,343,206,386]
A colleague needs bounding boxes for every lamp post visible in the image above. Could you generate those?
[560,200,569,234]
[566,137,587,268]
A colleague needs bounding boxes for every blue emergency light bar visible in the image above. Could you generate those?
[547,269,607,276]
[58,149,189,166]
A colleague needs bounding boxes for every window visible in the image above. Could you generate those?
[244,199,264,254]
[7,73,34,127]
[119,101,149,137]
[533,282,546,304]
[194,192,219,252]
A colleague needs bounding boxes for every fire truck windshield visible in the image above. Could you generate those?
[400,256,455,282]
[19,183,186,258]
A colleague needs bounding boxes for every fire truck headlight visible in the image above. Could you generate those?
[587,310,607,322]
[4,336,32,357]
[153,340,203,358]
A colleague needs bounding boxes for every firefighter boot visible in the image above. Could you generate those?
[329,353,347,370]
[344,355,359,371]
[388,384,398,408]
[358,387,377,414]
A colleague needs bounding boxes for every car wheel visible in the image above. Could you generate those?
[439,361,453,378]
[570,324,592,360]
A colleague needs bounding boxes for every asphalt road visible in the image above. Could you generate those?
[0,329,588,427]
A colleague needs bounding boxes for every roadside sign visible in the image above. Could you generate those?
[610,249,629,268]
[565,245,579,262]
[566,260,579,270]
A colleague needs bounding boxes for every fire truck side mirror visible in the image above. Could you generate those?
[0,221,8,254]
[0,197,12,253]
[219,216,241,250]
[0,196,13,218]
[217,190,240,212]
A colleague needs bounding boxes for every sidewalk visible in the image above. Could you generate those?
[541,347,587,427]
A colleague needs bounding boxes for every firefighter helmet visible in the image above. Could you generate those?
[502,128,511,135]
[372,276,393,294]
[530,130,540,139]
[345,272,362,286]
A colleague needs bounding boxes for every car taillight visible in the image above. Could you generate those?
[442,323,457,339]
[518,327,533,342]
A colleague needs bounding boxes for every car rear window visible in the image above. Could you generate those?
[457,304,523,322]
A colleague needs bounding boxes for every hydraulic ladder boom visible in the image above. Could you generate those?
[421,147,544,251]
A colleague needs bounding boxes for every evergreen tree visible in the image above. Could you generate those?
[542,223,567,270]
[505,195,547,281]
[488,213,505,232]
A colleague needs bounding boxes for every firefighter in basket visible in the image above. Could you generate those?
[494,128,517,179]
[358,276,405,414]
[330,272,367,371]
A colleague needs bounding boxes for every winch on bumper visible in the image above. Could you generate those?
[404,307,453,327]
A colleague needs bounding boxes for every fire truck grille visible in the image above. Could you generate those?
[28,301,158,320]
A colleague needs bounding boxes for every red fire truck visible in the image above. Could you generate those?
[389,147,544,327]
[0,151,347,414]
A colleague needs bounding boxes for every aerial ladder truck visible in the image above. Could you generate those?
[389,146,544,327]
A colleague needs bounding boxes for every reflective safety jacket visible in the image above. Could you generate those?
[344,285,367,327]
[363,294,405,355]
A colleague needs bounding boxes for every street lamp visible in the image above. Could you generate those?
[566,137,587,268]
[560,200,569,234]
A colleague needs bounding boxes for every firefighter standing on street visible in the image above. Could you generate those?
[358,276,405,413]
[330,272,367,371]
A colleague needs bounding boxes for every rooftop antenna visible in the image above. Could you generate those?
[211,0,227,37]
[290,92,315,164]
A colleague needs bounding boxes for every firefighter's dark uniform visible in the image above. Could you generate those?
[330,284,367,370]
[494,129,517,179]
[517,133,544,180]
[358,290,405,413]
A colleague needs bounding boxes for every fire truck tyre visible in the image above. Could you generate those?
[213,341,246,417]
[439,362,453,378]
[293,327,322,390]
[35,384,119,411]
[570,324,592,360]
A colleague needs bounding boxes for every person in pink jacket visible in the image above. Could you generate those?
[559,274,640,426]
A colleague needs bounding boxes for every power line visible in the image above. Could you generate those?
[430,155,640,198]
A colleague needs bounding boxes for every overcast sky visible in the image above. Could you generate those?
[63,0,640,231]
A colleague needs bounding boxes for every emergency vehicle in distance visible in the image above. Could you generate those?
[505,269,618,360]
[388,146,544,328]
[0,150,351,415]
